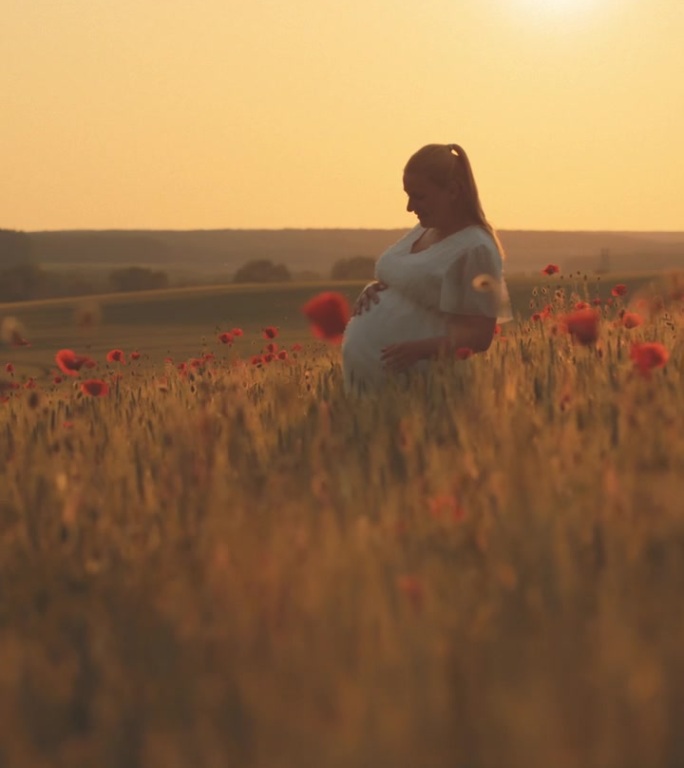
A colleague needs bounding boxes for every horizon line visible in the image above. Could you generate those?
[23,226,684,236]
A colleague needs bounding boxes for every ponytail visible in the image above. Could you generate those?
[447,144,506,260]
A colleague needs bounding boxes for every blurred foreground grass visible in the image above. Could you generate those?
[0,274,683,767]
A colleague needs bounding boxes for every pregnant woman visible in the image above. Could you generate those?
[341,143,510,394]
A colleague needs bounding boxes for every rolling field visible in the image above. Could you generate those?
[0,281,357,373]
[1,270,683,767]
[0,271,666,372]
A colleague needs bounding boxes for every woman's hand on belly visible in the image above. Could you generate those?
[380,340,426,374]
[352,281,388,316]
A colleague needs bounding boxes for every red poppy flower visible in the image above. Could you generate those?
[130,351,141,360]
[301,292,350,343]
[574,301,589,310]
[455,347,473,360]
[561,308,600,345]
[231,328,244,337]
[428,494,466,523]
[24,378,36,389]
[622,312,643,329]
[265,342,278,354]
[611,284,628,297]
[542,264,560,276]
[291,342,303,352]
[630,342,669,376]
[592,298,602,306]
[55,349,93,376]
[250,355,263,366]
[5,363,13,374]
[263,353,275,363]
[277,350,288,360]
[262,326,278,339]
[106,349,126,364]
[81,379,109,397]
[53,376,63,384]
[396,575,424,613]
[218,332,233,345]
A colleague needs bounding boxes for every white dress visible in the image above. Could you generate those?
[341,224,510,394]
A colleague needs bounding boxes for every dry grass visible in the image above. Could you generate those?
[0,275,683,768]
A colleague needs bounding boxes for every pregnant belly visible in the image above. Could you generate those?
[341,288,445,385]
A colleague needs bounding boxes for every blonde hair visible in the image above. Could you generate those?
[404,143,505,259]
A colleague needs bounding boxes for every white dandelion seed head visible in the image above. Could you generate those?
[470,275,514,323]
[472,274,498,292]
[1,316,27,344]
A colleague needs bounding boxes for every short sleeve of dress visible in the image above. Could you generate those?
[439,243,503,317]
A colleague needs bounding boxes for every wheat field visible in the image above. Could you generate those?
[1,272,682,768]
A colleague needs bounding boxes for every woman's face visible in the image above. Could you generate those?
[403,171,458,230]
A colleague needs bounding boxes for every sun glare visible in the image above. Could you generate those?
[527,0,594,12]
[509,0,604,29]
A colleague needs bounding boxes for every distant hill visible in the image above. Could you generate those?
[28,228,684,276]
[498,231,684,273]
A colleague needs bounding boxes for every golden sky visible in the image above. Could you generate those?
[3,0,683,231]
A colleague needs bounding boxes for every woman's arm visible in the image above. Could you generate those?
[417,313,497,358]
[380,314,496,373]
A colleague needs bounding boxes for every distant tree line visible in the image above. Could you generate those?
[330,256,375,280]
[0,228,378,302]
[230,255,375,283]
[0,228,172,301]
[233,259,291,283]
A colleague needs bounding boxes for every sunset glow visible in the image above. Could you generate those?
[3,0,683,231]
[524,0,595,11]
